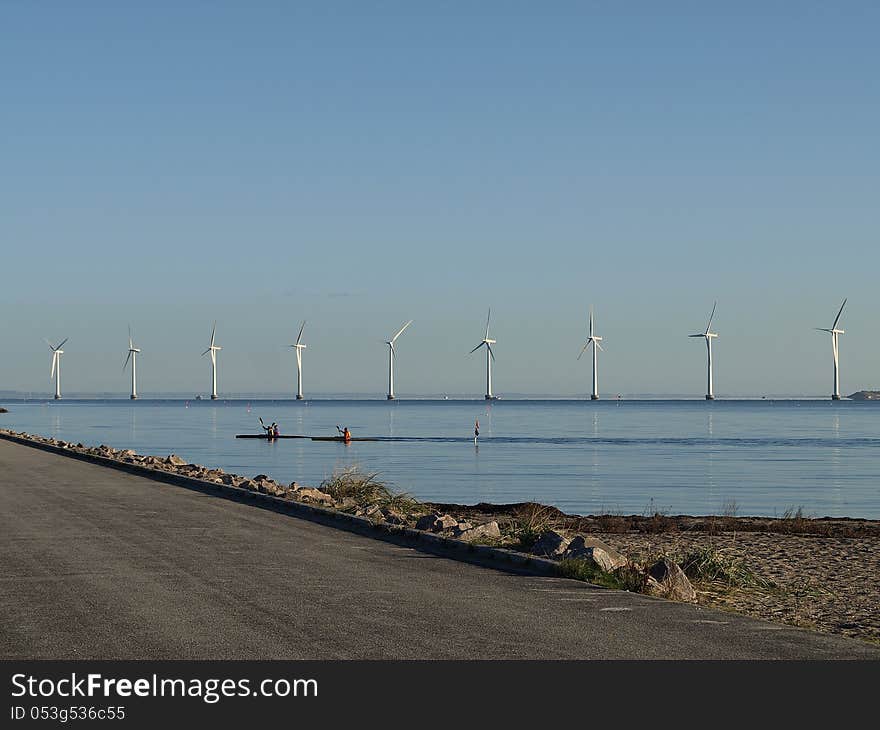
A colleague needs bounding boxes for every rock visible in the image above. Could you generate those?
[435,514,458,531]
[120,449,137,457]
[646,557,697,602]
[457,521,501,541]
[532,530,571,557]
[253,474,271,482]
[296,487,335,507]
[451,521,473,534]
[563,536,629,571]
[364,504,384,519]
[416,514,440,531]
[165,454,187,466]
[381,508,408,525]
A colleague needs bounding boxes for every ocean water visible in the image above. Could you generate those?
[2,399,879,519]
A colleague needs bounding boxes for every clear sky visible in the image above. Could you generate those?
[1,1,878,397]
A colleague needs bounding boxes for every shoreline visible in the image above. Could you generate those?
[2,427,878,644]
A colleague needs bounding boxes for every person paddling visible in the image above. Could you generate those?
[336,425,352,443]
[474,418,480,445]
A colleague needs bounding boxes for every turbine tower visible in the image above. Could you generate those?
[689,302,718,400]
[469,308,498,400]
[816,298,847,401]
[385,319,413,400]
[577,307,604,400]
[123,327,141,400]
[201,321,221,400]
[46,337,68,400]
[289,321,307,400]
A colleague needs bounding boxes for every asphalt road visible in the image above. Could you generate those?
[1,439,877,659]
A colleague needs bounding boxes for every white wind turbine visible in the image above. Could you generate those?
[577,307,604,400]
[201,321,221,400]
[46,337,68,400]
[385,319,413,400]
[816,298,847,401]
[123,326,141,400]
[469,308,498,400]
[289,321,307,400]
[689,302,718,400]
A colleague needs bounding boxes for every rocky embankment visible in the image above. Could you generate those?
[3,428,878,643]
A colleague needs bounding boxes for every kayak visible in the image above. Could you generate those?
[310,436,380,442]
[235,434,308,439]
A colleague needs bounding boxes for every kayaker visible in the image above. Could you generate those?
[474,418,479,444]
[337,425,352,443]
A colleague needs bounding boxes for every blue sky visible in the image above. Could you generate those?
[1,2,878,396]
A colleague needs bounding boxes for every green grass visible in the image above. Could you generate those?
[678,544,774,589]
[557,559,647,592]
[510,503,562,548]
[319,466,391,504]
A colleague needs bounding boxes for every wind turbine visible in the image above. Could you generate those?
[46,337,68,400]
[689,302,718,400]
[816,298,847,401]
[289,321,307,400]
[201,321,221,400]
[577,307,604,400]
[385,319,413,400]
[123,326,141,400]
[469,308,498,400]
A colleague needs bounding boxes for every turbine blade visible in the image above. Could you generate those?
[589,307,594,337]
[688,334,704,338]
[815,328,832,333]
[210,321,216,348]
[202,349,211,356]
[706,301,717,333]
[485,308,491,340]
[577,341,590,360]
[832,298,847,329]
[391,319,413,343]
[50,352,57,378]
[487,343,495,361]
[296,320,306,345]
[57,337,69,350]
[469,342,485,355]
[596,342,604,352]
[123,351,132,371]
[44,338,54,350]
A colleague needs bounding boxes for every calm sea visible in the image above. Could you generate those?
[3,399,879,519]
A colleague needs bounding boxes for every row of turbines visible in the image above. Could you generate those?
[42,299,849,402]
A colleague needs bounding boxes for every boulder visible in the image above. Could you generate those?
[645,557,697,602]
[415,514,440,531]
[532,531,571,557]
[165,454,187,466]
[296,487,335,507]
[457,521,501,541]
[436,514,458,531]
[381,508,408,525]
[451,521,473,534]
[563,536,629,571]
